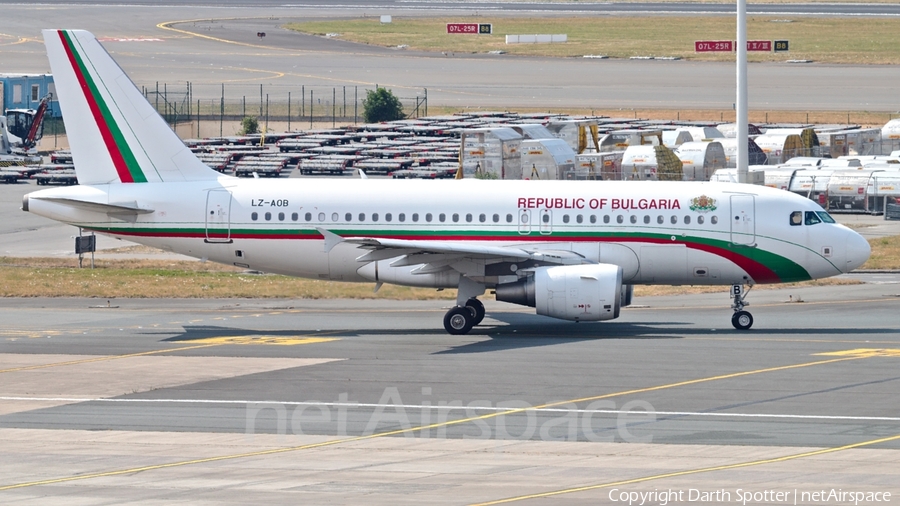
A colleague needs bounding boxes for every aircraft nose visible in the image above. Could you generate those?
[842,229,871,273]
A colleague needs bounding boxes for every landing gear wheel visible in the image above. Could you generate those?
[444,307,474,335]
[465,298,485,326]
[732,310,753,330]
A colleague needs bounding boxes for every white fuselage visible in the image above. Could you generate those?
[25,177,870,288]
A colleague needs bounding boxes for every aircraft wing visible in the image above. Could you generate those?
[318,228,588,275]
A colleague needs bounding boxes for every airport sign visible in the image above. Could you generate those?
[774,40,790,52]
[747,40,772,51]
[695,40,733,52]
[446,23,492,34]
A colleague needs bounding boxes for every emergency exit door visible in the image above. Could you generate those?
[730,195,755,245]
[205,189,232,243]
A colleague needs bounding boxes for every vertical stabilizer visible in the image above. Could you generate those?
[42,29,220,184]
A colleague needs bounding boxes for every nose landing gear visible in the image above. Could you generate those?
[731,284,753,330]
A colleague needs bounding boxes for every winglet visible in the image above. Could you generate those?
[358,169,368,179]
[317,227,343,253]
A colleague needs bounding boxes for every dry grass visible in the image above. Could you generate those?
[861,235,900,271]
[0,257,455,300]
[285,16,900,64]
[1,234,894,299]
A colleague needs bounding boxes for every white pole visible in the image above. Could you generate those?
[737,0,748,184]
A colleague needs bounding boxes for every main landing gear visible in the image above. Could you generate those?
[731,284,753,330]
[443,299,485,335]
[443,277,486,335]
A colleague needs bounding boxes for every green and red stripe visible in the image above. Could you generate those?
[82,226,812,284]
[57,30,146,183]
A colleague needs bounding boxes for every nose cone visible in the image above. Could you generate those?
[843,229,871,273]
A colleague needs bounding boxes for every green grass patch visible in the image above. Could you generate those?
[285,16,900,64]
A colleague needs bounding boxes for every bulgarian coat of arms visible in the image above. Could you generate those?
[689,195,717,212]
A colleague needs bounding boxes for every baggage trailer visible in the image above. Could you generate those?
[34,169,78,185]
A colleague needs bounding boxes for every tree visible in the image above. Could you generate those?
[363,87,405,123]
[239,116,259,135]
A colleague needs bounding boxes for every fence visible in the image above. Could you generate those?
[139,82,429,137]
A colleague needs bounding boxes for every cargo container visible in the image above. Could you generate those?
[753,134,805,165]
[459,127,522,179]
[717,137,767,167]
[521,138,576,180]
[764,128,820,157]
[621,145,683,181]
[598,129,662,152]
[571,152,623,180]
[789,168,835,205]
[661,130,692,148]
[827,169,885,212]
[674,141,726,181]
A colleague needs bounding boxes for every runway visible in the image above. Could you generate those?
[1,285,899,503]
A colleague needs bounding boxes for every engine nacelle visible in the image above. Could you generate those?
[495,264,623,321]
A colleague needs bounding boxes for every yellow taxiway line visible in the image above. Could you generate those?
[0,352,877,492]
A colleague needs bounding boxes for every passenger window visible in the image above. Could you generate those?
[563,215,570,223]
[790,211,802,226]
[711,216,718,225]
[590,215,598,224]
[265,212,272,221]
[478,213,486,223]
[817,211,836,223]
[576,215,583,224]
[439,213,446,222]
[698,215,705,225]
[305,212,312,221]
[358,213,365,222]
[542,213,550,223]
[399,213,405,222]
[643,215,650,224]
[465,213,472,223]
[630,215,637,224]
[670,215,677,224]
[412,213,419,222]
[292,213,299,221]
[251,212,258,221]
[345,213,352,222]
[372,213,379,222]
[684,215,691,225]
[279,212,285,221]
[506,214,513,223]
[331,212,339,222]
[318,212,325,222]
[452,213,459,223]
[425,213,432,222]
[805,211,821,225]
[385,213,392,222]
[492,214,499,223]
[617,215,624,224]
[603,215,609,224]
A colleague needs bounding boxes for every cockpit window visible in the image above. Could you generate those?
[790,211,802,226]
[805,211,821,225]
[816,211,836,224]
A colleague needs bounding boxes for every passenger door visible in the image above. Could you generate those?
[205,189,232,243]
[730,195,756,245]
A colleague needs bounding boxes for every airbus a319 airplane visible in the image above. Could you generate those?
[24,30,871,334]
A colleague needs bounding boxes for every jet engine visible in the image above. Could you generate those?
[495,264,623,321]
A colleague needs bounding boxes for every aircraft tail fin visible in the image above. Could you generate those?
[42,29,220,184]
